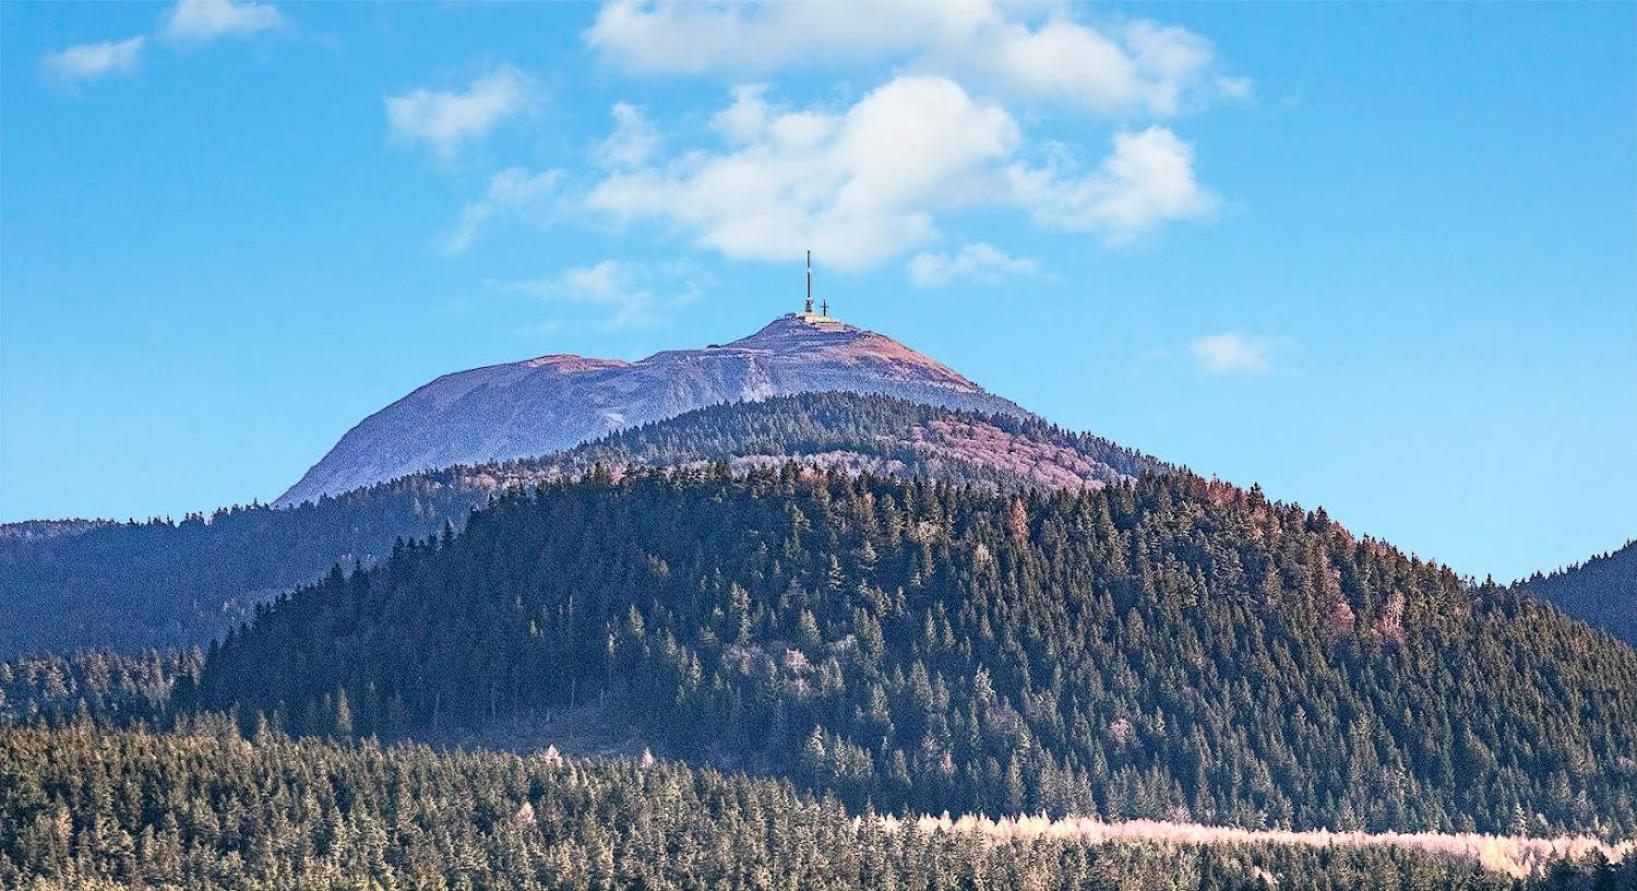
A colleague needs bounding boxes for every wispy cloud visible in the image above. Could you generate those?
[163,0,285,42]
[908,242,1038,287]
[43,37,146,83]
[442,167,563,254]
[1009,127,1216,246]
[495,261,704,330]
[1189,333,1280,375]
[387,68,532,159]
[596,103,660,168]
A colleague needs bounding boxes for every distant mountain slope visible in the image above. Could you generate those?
[1521,540,1637,646]
[0,393,1159,657]
[199,468,1637,837]
[276,314,1030,506]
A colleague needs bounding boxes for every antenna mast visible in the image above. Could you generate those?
[805,250,814,315]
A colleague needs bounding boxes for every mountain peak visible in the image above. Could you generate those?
[739,311,855,338]
[274,314,1027,507]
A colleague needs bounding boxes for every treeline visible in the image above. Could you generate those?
[1521,540,1637,647]
[2,723,1623,890]
[197,467,1637,837]
[1,392,1158,658]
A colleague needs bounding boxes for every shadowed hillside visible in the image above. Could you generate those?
[1521,541,1637,647]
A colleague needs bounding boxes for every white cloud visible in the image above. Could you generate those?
[585,80,1215,268]
[586,76,1019,269]
[387,68,531,159]
[585,0,971,75]
[163,0,284,42]
[908,242,1038,287]
[597,103,659,168]
[498,260,702,330]
[1009,126,1215,245]
[586,1,1243,117]
[443,168,563,254]
[43,38,146,82]
[1190,333,1277,375]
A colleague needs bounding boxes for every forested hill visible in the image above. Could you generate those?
[196,467,1637,838]
[1521,540,1637,647]
[0,393,1159,658]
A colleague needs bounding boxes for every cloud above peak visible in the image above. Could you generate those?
[586,0,1243,117]
[583,79,1214,269]
[587,76,1020,269]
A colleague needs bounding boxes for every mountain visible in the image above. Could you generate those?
[275,314,1030,506]
[0,393,1159,658]
[196,467,1637,837]
[1521,540,1637,647]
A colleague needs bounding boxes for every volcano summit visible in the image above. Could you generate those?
[275,313,1028,506]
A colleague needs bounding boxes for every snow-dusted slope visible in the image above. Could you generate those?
[275,315,1028,506]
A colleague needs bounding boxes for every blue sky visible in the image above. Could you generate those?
[2,0,1633,582]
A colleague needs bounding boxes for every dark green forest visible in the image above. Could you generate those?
[0,649,198,727]
[1523,541,1637,647]
[196,467,1637,838]
[2,723,1625,890]
[0,393,1157,657]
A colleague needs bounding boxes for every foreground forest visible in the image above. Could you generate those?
[195,467,1637,838]
[1,723,1627,890]
[0,393,1157,657]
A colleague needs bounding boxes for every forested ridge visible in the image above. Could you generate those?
[0,393,1157,658]
[1,723,1625,890]
[1522,541,1637,648]
[196,467,1637,838]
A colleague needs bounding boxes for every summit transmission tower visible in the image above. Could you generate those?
[801,250,832,322]
[805,250,814,316]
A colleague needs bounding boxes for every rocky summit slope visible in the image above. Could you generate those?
[275,314,1028,506]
